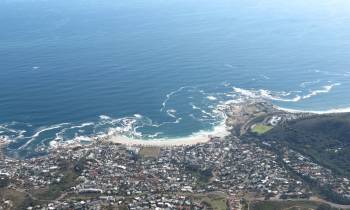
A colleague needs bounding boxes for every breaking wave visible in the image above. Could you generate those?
[275,106,350,114]
[233,87,302,102]
[301,83,340,99]
[0,79,346,156]
[1,87,228,154]
[232,81,341,103]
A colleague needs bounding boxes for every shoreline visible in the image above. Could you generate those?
[0,139,9,160]
[104,121,230,147]
[274,105,350,114]
[4,101,350,151]
[107,135,217,147]
[103,102,350,147]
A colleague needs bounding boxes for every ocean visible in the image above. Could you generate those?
[1,0,350,157]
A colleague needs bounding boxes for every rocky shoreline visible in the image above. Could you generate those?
[2,101,350,209]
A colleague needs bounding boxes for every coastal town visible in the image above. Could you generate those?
[1,102,350,210]
[0,137,306,209]
[3,0,350,209]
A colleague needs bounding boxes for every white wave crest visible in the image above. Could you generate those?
[233,82,340,103]
[8,80,344,153]
[166,109,177,118]
[0,125,20,134]
[276,106,350,114]
[313,69,350,77]
[190,103,215,118]
[107,119,229,146]
[18,123,70,150]
[302,83,340,99]
[147,132,163,138]
[160,86,191,111]
[224,64,234,68]
[233,87,301,102]
[70,122,94,129]
[207,96,217,101]
[300,80,321,88]
[260,74,270,80]
[99,115,111,120]
[134,114,143,118]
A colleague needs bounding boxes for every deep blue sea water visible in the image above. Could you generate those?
[1,0,350,157]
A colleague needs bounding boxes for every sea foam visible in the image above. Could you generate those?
[275,106,350,114]
[302,83,340,99]
[3,80,346,153]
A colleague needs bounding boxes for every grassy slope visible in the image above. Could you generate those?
[0,188,33,209]
[250,200,334,210]
[251,124,273,135]
[33,170,79,200]
[259,113,350,205]
[263,113,350,176]
[192,194,228,210]
[33,159,84,201]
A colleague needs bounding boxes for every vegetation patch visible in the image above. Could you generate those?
[0,188,34,209]
[251,124,273,135]
[193,194,228,210]
[33,171,79,200]
[250,200,334,210]
[263,114,350,176]
[33,160,83,200]
[261,113,350,204]
[184,162,213,184]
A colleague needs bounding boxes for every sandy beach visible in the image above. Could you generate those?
[275,106,350,114]
[108,135,212,146]
[105,122,230,147]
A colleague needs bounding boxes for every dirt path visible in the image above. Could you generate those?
[309,196,350,209]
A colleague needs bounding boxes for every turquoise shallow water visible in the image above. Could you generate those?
[1,0,350,157]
